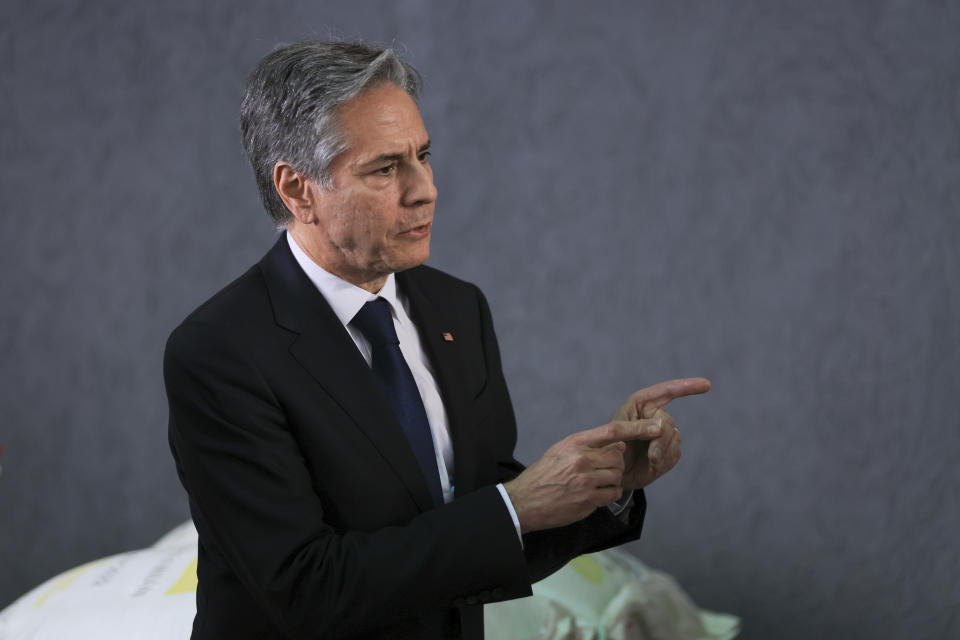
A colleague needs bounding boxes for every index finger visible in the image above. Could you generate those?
[573,420,663,448]
[633,377,711,418]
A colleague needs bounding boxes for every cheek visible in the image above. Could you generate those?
[328,197,391,252]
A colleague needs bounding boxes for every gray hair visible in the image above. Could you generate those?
[240,41,422,225]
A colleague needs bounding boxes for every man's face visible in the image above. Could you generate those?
[292,82,437,289]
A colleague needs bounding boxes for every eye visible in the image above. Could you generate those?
[418,151,431,163]
[375,164,397,176]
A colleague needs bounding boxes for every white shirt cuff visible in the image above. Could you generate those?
[495,483,523,546]
[608,490,634,520]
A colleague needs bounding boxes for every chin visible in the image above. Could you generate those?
[391,244,430,272]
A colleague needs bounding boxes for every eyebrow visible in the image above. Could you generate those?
[361,140,431,167]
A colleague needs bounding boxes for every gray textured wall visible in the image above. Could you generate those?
[1,1,957,638]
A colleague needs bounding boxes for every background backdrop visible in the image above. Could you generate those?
[1,1,957,638]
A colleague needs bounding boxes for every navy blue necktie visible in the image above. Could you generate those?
[352,298,444,506]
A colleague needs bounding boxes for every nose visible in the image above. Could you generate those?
[402,160,438,208]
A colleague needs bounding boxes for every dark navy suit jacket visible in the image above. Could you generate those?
[164,236,645,639]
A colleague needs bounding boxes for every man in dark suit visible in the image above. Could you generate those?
[164,41,709,639]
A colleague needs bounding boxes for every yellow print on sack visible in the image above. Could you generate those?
[165,555,198,595]
[568,555,605,584]
[33,558,108,608]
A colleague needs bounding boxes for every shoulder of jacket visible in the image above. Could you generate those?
[167,264,273,345]
[403,264,483,297]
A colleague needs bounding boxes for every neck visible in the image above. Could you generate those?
[347,273,389,294]
[288,226,389,294]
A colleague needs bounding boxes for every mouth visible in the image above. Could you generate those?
[398,221,432,239]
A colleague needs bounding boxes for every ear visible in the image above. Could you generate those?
[273,162,317,224]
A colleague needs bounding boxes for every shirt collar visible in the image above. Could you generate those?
[286,231,401,327]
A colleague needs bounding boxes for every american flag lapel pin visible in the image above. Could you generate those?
[442,332,455,342]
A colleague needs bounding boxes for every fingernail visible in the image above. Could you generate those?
[647,424,660,436]
[649,447,659,462]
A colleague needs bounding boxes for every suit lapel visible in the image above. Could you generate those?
[398,270,482,497]
[259,237,435,512]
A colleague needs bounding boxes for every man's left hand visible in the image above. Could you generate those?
[611,377,711,489]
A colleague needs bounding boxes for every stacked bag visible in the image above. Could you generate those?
[0,522,739,639]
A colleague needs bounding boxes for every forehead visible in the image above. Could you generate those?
[336,83,428,158]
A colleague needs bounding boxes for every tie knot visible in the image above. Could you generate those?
[352,298,399,347]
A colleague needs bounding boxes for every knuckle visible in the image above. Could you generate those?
[601,423,618,441]
[571,475,590,491]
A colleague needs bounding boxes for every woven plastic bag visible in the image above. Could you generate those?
[1,522,739,640]
[484,550,740,640]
